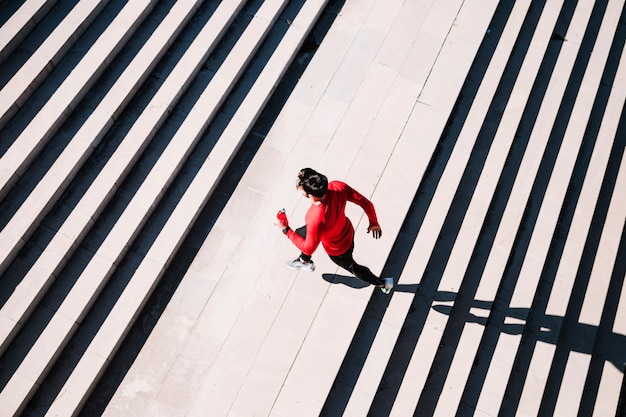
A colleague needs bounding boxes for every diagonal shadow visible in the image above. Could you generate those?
[457,2,623,416]
[0,0,187,307]
[579,221,626,414]
[415,1,624,415]
[0,0,230,392]
[534,118,626,416]
[500,3,626,414]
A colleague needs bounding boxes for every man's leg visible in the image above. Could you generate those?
[295,226,311,263]
[285,226,314,271]
[330,243,384,287]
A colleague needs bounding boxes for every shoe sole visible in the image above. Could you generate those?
[285,262,315,272]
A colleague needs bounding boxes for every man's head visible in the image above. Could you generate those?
[296,168,328,198]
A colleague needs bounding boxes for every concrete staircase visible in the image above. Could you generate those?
[0,0,330,415]
[0,0,624,416]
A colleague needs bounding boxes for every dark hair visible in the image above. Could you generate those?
[296,168,328,198]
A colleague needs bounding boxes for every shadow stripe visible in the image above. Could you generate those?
[579,221,626,415]
[537,89,626,415]
[498,0,616,413]
[411,0,612,411]
[455,0,581,413]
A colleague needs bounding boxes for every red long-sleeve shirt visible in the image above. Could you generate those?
[286,181,379,256]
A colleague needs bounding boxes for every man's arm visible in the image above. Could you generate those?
[345,183,382,239]
[285,226,321,255]
[284,208,323,255]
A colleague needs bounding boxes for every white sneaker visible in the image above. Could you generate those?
[380,277,394,294]
[286,258,315,272]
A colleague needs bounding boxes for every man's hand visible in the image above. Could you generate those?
[367,225,382,239]
[275,209,289,230]
[274,219,289,232]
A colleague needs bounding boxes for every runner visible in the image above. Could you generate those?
[275,168,394,294]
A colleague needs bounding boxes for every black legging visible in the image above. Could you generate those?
[296,226,384,286]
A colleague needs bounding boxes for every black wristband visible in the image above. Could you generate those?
[282,227,290,234]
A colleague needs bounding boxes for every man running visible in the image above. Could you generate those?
[275,168,394,294]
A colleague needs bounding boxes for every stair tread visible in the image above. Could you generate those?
[0,0,110,125]
[0,0,152,203]
[0,0,57,63]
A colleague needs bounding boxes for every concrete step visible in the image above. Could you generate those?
[0,0,59,64]
[277,0,624,415]
[336,0,559,414]
[0,0,111,129]
[413,0,567,411]
[423,1,626,415]
[0,0,153,201]
[0,0,246,356]
[0,0,207,347]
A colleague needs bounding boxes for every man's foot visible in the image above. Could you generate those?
[286,258,315,272]
[380,277,394,294]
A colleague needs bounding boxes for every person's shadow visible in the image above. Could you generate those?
[322,273,418,293]
[431,292,626,373]
[319,280,626,374]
